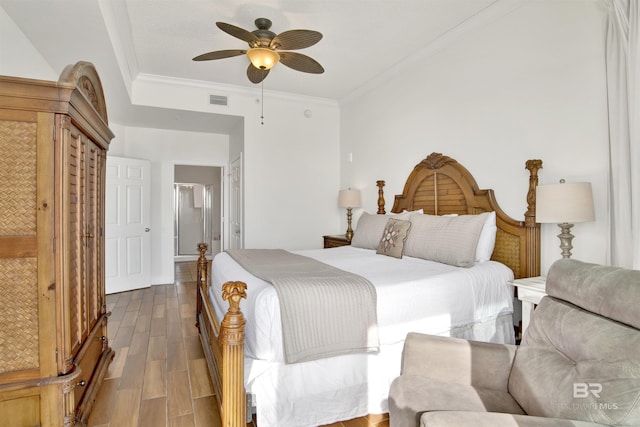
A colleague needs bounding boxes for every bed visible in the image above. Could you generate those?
[195,152,543,427]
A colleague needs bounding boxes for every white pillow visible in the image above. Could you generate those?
[404,212,489,267]
[417,211,496,262]
[475,211,497,262]
[402,209,424,215]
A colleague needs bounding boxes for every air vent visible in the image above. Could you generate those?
[209,94,228,106]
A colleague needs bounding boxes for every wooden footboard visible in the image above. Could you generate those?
[195,243,248,427]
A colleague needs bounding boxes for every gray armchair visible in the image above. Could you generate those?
[389,259,640,427]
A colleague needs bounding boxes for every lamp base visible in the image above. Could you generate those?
[345,207,354,241]
[557,222,575,259]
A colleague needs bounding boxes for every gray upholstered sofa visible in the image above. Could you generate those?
[389,259,640,426]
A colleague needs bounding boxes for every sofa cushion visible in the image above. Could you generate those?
[401,333,516,391]
[420,411,612,427]
[509,296,640,425]
[389,375,524,427]
[545,258,640,329]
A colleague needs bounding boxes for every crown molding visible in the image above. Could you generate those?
[134,73,339,107]
[98,0,139,99]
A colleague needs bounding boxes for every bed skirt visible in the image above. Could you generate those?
[245,311,515,427]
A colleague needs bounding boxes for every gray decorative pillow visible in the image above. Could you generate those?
[404,212,489,267]
[351,211,413,249]
[376,218,412,258]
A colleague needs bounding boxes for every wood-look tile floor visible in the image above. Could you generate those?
[88,262,389,427]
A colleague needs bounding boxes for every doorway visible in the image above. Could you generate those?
[174,165,223,261]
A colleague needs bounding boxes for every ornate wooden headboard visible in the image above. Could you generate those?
[376,152,542,279]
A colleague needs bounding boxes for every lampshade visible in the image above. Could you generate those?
[246,48,280,70]
[536,181,595,224]
[338,189,361,208]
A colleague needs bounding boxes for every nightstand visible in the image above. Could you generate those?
[511,276,547,338]
[323,234,351,248]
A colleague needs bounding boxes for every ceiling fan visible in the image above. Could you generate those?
[193,18,324,84]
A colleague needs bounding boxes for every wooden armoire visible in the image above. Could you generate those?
[0,62,114,426]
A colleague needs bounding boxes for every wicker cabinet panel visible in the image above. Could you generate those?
[0,62,114,427]
[0,112,42,379]
[0,119,37,235]
[0,257,39,373]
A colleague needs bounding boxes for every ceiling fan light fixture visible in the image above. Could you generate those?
[247,48,280,70]
[195,19,323,83]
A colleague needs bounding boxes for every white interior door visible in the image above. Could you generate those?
[105,156,151,294]
[229,155,243,249]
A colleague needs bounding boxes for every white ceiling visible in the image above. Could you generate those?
[1,0,499,133]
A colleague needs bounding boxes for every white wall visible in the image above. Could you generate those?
[133,76,342,251]
[2,0,612,277]
[0,7,56,79]
[340,0,608,275]
[242,97,341,250]
[109,127,229,285]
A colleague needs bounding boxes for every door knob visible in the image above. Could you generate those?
[145,228,150,232]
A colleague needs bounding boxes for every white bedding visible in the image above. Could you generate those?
[210,246,514,362]
[208,246,515,426]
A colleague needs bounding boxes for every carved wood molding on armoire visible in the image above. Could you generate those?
[0,61,115,426]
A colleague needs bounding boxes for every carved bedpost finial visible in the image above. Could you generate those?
[221,281,247,345]
[222,281,247,312]
[377,180,386,214]
[524,159,543,226]
[197,242,208,255]
[197,242,208,257]
[197,243,208,286]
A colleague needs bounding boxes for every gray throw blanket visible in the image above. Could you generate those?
[226,249,379,364]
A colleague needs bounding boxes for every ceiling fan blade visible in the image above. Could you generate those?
[216,22,259,44]
[278,52,324,74]
[192,49,246,61]
[270,30,322,50]
[247,64,269,83]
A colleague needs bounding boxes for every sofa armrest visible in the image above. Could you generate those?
[420,411,611,427]
[401,332,517,391]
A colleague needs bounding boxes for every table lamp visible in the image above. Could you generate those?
[338,189,361,241]
[536,180,595,258]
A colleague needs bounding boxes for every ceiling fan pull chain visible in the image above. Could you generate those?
[261,81,265,125]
